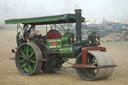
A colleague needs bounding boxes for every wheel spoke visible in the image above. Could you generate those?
[23,47,27,55]
[31,56,36,60]
[90,69,93,77]
[19,59,24,63]
[91,62,97,65]
[30,48,33,52]
[22,63,29,73]
[28,66,32,73]
[20,50,26,56]
[31,63,36,69]
[30,60,36,63]
[24,64,29,72]
[88,56,90,63]
[90,69,95,78]
[82,69,89,77]
[92,58,96,62]
[19,55,24,58]
[21,63,26,68]
[30,51,35,57]
[27,46,29,56]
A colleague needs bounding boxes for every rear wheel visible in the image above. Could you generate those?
[15,43,42,75]
[76,51,114,80]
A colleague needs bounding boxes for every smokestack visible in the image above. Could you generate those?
[75,9,82,42]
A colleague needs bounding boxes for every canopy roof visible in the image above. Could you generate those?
[5,14,85,25]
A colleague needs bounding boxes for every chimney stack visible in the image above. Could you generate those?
[75,9,82,42]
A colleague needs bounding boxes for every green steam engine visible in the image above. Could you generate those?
[5,9,116,80]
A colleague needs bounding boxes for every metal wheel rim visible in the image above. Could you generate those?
[15,43,42,75]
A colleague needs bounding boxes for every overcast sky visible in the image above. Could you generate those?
[0,0,128,24]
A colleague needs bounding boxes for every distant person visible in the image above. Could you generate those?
[19,24,29,44]
[28,25,40,43]
[29,25,37,37]
[88,32,100,46]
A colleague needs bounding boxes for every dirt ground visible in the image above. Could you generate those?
[0,29,128,85]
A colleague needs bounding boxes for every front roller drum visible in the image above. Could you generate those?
[76,51,115,80]
[15,43,42,75]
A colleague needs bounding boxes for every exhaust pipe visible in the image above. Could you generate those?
[75,9,82,43]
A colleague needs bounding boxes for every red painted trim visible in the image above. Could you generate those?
[82,48,88,64]
[39,59,48,61]
[81,46,106,64]
[50,42,58,46]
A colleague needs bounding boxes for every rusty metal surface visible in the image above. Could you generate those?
[39,59,48,61]
[81,46,106,64]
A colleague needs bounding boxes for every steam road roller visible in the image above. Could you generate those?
[5,9,117,80]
